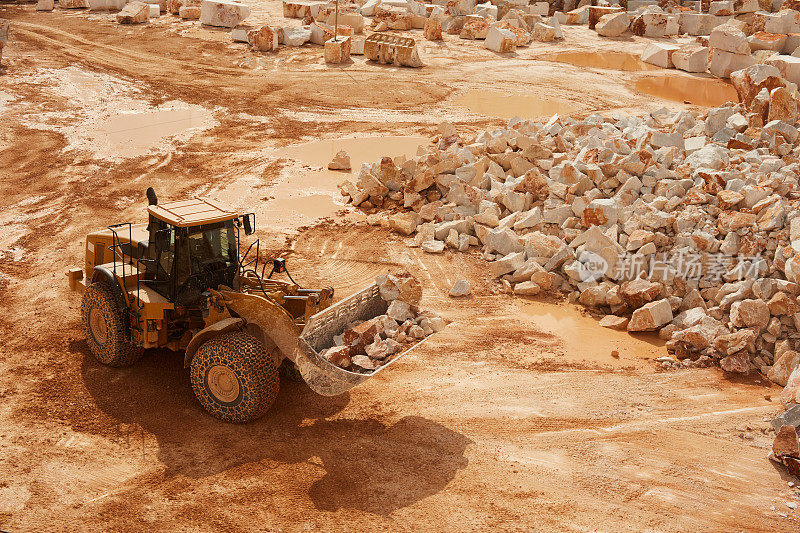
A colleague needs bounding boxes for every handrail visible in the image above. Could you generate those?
[106,223,144,341]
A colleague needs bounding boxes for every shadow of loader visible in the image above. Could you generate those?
[78,343,472,515]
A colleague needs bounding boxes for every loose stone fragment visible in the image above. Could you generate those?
[328,150,351,171]
[449,279,471,297]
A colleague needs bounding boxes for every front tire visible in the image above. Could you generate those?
[190,331,280,423]
[81,282,143,367]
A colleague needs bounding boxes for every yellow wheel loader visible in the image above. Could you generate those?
[67,189,411,422]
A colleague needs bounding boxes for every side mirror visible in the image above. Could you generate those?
[155,228,171,250]
[242,213,255,236]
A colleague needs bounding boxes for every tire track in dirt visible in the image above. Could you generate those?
[13,22,248,78]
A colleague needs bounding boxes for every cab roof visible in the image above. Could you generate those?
[148,198,239,228]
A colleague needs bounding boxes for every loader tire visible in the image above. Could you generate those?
[190,331,279,423]
[81,282,143,367]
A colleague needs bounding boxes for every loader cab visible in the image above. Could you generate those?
[146,198,243,307]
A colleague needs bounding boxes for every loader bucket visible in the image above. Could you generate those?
[294,282,429,396]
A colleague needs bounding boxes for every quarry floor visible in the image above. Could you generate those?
[0,3,798,530]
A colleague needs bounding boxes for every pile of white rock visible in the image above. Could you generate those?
[573,0,800,82]
[320,273,445,373]
[339,63,800,389]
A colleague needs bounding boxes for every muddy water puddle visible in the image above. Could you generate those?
[453,90,576,119]
[517,300,664,368]
[542,52,661,72]
[248,135,430,231]
[274,135,429,174]
[453,90,577,119]
[13,67,217,160]
[91,106,215,159]
[634,75,740,107]
[267,194,341,219]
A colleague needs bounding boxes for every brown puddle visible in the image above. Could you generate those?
[93,107,213,158]
[273,135,429,172]
[244,136,430,231]
[267,194,341,219]
[453,90,577,119]
[517,300,664,368]
[542,52,661,72]
[634,75,740,107]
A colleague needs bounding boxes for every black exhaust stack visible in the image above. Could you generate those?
[146,187,158,206]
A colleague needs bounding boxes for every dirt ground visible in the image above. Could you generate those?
[1,3,799,531]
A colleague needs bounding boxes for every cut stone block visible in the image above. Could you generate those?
[231,23,254,42]
[564,6,588,25]
[309,21,352,44]
[679,13,723,36]
[502,24,532,46]
[167,0,183,14]
[548,15,563,39]
[60,0,89,8]
[530,1,548,16]
[199,0,250,28]
[281,26,311,46]
[360,0,381,16]
[749,31,786,52]
[424,17,443,40]
[117,1,149,22]
[641,42,680,68]
[733,0,758,13]
[179,4,200,18]
[763,9,800,34]
[709,48,756,78]
[364,33,423,67]
[630,12,668,38]
[324,36,351,64]
[326,12,365,33]
[672,44,709,73]
[484,26,516,52]
[531,22,555,42]
[460,15,489,40]
[283,0,324,19]
[587,5,623,30]
[475,1,498,20]
[88,0,125,10]
[351,36,364,55]
[709,0,734,15]
[709,23,750,55]
[248,25,278,51]
[765,54,800,86]
[595,12,629,37]
[627,0,659,8]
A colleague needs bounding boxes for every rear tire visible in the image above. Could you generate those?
[81,282,143,367]
[190,331,280,423]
